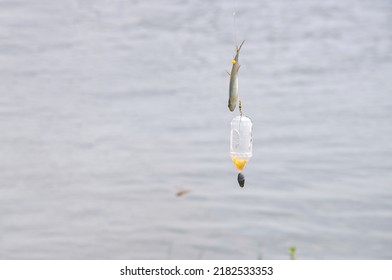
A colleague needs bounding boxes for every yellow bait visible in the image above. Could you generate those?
[232,157,248,171]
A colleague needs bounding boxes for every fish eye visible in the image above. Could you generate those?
[232,59,237,65]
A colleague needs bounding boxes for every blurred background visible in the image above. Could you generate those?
[0,0,391,259]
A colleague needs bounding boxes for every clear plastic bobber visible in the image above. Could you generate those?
[230,115,253,172]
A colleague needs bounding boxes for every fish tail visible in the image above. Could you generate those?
[236,40,245,53]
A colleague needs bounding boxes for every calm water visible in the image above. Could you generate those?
[1,0,392,259]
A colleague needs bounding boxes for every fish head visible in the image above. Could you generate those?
[228,95,237,111]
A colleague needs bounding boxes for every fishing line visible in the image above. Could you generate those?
[232,0,239,48]
[233,11,238,48]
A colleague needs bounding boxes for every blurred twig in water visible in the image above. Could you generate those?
[257,242,263,260]
[290,247,296,260]
[166,242,173,260]
[176,189,191,197]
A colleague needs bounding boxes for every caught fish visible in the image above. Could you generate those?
[228,40,245,112]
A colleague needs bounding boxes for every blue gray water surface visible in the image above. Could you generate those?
[1,0,392,259]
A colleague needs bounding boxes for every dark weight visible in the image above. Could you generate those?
[237,173,245,188]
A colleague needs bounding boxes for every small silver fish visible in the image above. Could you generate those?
[228,40,245,112]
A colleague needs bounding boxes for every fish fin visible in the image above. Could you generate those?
[226,70,231,76]
[237,65,241,73]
